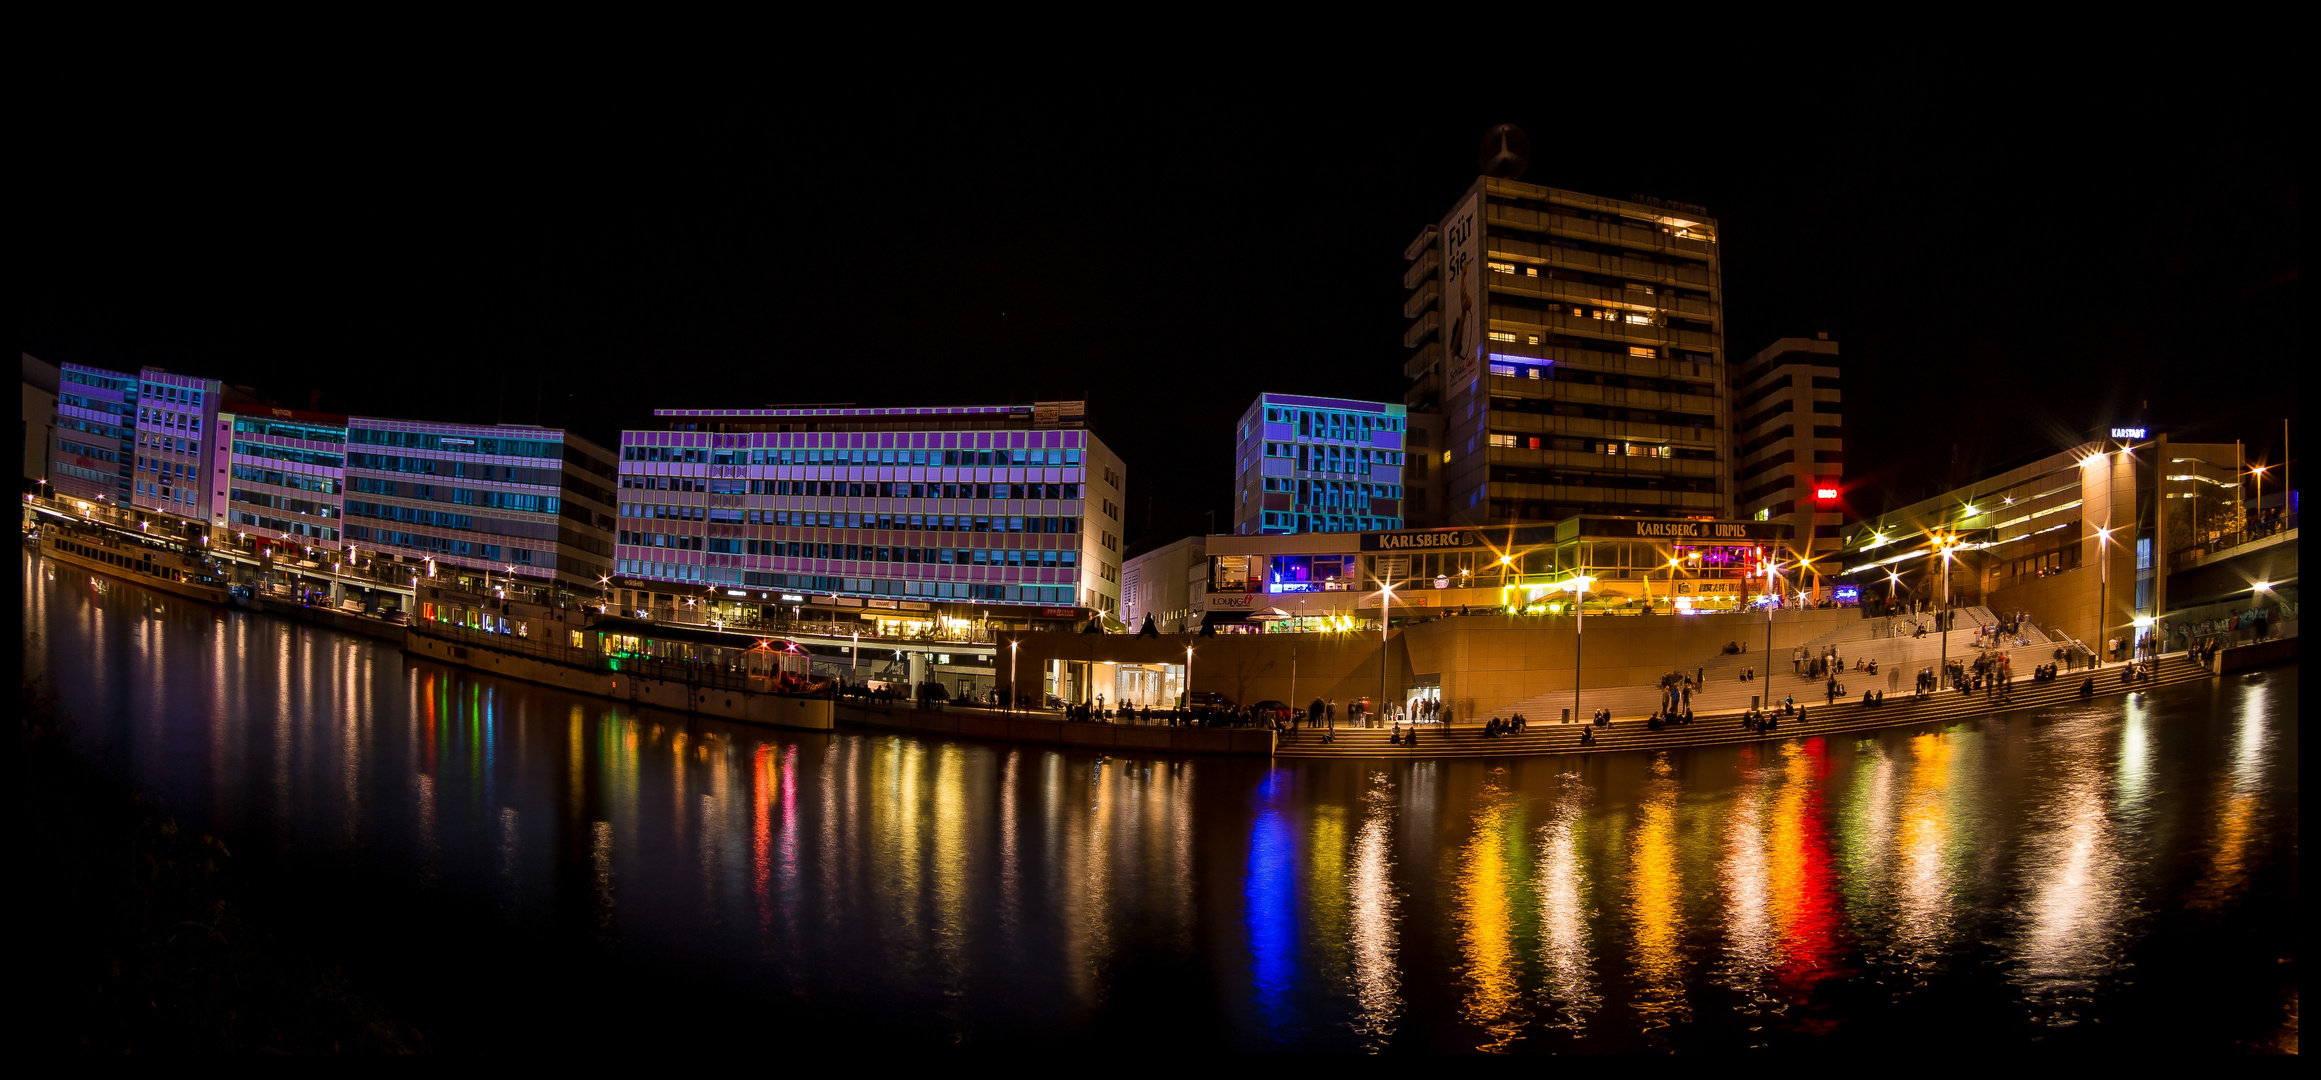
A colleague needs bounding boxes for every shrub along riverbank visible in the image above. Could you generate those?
[21,680,424,1053]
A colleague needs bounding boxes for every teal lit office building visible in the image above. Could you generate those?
[1232,393,1408,536]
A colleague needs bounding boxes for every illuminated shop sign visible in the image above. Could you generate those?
[1579,517,1784,541]
[1834,584,1861,602]
[1363,529,1474,551]
[439,436,477,447]
[2110,427,2148,439]
[1816,486,1839,501]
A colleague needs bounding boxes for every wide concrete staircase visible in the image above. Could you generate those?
[1475,605,2077,725]
[1278,651,2211,760]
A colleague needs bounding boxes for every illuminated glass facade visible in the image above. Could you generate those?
[613,404,1126,626]
[210,409,348,547]
[341,418,618,598]
[1232,393,1407,536]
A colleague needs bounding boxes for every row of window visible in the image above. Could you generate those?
[1487,465,1720,493]
[345,500,475,531]
[625,533,1081,569]
[347,428,564,459]
[621,504,1083,537]
[234,418,345,444]
[140,406,202,433]
[1261,407,1403,438]
[58,439,119,464]
[231,488,339,518]
[229,510,341,543]
[140,456,196,481]
[233,463,340,495]
[240,440,346,470]
[346,476,560,514]
[625,445,1082,468]
[616,476,1084,503]
[1258,512,1402,532]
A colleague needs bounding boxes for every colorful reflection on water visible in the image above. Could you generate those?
[21,553,2303,1052]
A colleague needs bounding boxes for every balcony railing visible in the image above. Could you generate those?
[2168,514,2297,572]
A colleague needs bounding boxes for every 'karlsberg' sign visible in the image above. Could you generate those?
[1574,517,1787,542]
[1362,529,1475,552]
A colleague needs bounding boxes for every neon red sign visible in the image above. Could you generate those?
[1815,486,1839,501]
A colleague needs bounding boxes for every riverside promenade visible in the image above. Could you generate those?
[1273,648,2278,760]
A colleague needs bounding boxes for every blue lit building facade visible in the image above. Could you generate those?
[611,404,1127,632]
[208,406,348,549]
[341,418,618,603]
[50,362,138,505]
[1232,393,1407,536]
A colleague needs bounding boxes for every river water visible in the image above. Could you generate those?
[23,552,2301,1052]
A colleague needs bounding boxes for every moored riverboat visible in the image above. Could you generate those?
[36,522,231,605]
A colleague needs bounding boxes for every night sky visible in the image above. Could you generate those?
[26,73,2296,549]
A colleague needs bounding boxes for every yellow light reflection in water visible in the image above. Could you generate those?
[1893,732,1954,977]
[2191,681,2269,909]
[1456,767,1528,1051]
[1348,772,1400,1050]
[1627,753,1688,1029]
[932,743,969,989]
[1307,803,1349,980]
[2013,707,2134,1022]
[1536,772,1598,1029]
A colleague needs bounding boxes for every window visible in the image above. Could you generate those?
[1488,433,1516,448]
[1488,331,1517,342]
[1630,346,1657,358]
[1487,261,1516,274]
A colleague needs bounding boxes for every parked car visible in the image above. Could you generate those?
[1185,690,1235,712]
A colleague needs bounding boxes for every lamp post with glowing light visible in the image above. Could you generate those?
[1565,573,1595,725]
[2095,519,2115,667]
[1933,532,1959,687]
[1378,577,1395,724]
[1010,639,1021,713]
[2249,463,2269,527]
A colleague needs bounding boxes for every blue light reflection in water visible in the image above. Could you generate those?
[1244,768,1299,1041]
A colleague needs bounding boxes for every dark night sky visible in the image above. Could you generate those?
[26,66,2297,549]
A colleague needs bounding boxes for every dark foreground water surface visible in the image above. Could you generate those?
[24,553,2300,1052]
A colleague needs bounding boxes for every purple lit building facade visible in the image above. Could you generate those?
[131,370,222,521]
[612,404,1127,630]
[1232,393,1408,536]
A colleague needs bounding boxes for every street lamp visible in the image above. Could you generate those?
[1934,533,1958,687]
[2095,520,2115,666]
[852,630,861,688]
[2249,463,2269,526]
[1565,574,1596,724]
[1183,643,1193,717]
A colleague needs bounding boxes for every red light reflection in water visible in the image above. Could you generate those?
[1772,739,1847,1017]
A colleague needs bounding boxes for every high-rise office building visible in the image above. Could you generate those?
[611,403,1126,634]
[1231,392,1408,536]
[50,361,136,504]
[1732,335,1844,588]
[50,362,230,524]
[340,417,618,604]
[1400,177,1728,528]
[130,370,223,522]
[209,404,349,549]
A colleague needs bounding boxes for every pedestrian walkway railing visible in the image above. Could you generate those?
[2169,514,2297,571]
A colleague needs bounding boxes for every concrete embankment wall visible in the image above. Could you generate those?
[836,703,1275,757]
[2219,636,2298,673]
[250,599,407,644]
[1006,608,1858,723]
[403,630,836,731]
